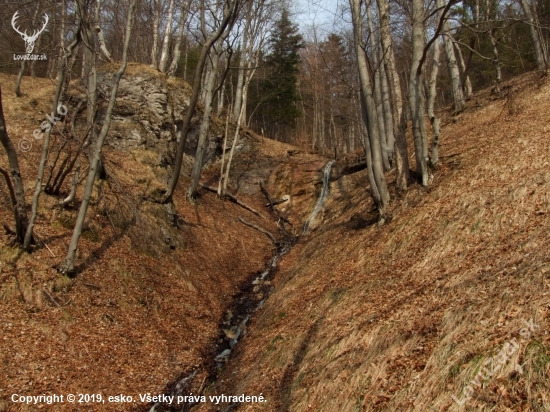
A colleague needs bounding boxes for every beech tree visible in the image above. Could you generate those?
[349,0,389,215]
[0,89,29,244]
[60,0,137,275]
[164,0,241,202]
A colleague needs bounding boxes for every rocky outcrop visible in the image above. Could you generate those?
[91,65,235,174]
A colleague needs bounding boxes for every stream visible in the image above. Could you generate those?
[147,160,334,412]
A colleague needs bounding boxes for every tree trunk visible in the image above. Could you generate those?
[377,0,409,191]
[367,6,390,171]
[217,104,231,196]
[0,89,29,243]
[151,0,160,69]
[15,60,26,97]
[60,0,136,276]
[520,0,547,70]
[159,0,176,72]
[454,40,473,99]
[94,0,112,62]
[188,51,219,200]
[164,0,238,202]
[428,36,441,166]
[350,0,389,215]
[168,1,191,77]
[409,0,429,186]
[220,67,256,197]
[437,0,465,113]
[23,7,83,250]
[379,46,395,164]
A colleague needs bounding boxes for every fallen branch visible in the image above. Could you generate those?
[266,198,288,207]
[238,217,277,245]
[200,183,261,217]
[260,181,275,212]
[43,289,61,307]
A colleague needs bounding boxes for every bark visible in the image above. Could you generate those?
[159,0,176,72]
[350,0,389,214]
[23,9,83,250]
[15,60,26,97]
[428,36,442,166]
[367,6,390,171]
[221,74,250,197]
[30,2,44,77]
[0,89,29,244]
[454,41,473,98]
[164,0,239,202]
[59,0,136,276]
[519,0,547,70]
[151,0,160,69]
[217,104,231,196]
[485,0,501,87]
[437,0,464,113]
[233,2,252,120]
[377,0,409,191]
[60,156,81,206]
[379,46,395,164]
[94,0,112,62]
[409,0,429,186]
[359,94,381,205]
[168,0,191,77]
[188,51,219,200]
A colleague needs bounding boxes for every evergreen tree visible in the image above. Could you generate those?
[253,7,303,141]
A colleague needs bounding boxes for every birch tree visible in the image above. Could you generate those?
[158,0,176,72]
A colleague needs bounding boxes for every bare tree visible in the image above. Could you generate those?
[23,6,84,250]
[164,0,241,203]
[366,4,391,171]
[437,0,465,112]
[349,0,389,216]
[0,89,29,244]
[377,0,409,192]
[94,0,113,62]
[428,36,442,166]
[519,0,547,70]
[168,0,192,76]
[151,0,160,68]
[60,0,137,275]
[158,0,176,72]
[409,0,429,187]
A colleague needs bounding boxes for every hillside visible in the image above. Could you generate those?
[198,72,550,411]
[0,70,328,411]
[1,68,549,412]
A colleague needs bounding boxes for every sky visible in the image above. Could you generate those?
[293,0,348,38]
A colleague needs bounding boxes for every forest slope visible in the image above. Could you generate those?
[202,72,550,411]
[0,70,328,411]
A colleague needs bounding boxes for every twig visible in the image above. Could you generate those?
[200,184,261,217]
[43,289,61,307]
[238,217,277,245]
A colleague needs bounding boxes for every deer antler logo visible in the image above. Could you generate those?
[12,11,49,54]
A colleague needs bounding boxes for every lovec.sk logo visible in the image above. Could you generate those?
[12,11,48,60]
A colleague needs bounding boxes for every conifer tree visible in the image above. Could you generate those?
[255,7,303,141]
